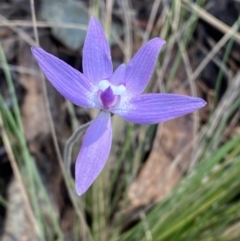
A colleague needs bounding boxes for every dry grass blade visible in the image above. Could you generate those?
[0,113,41,239]
[190,71,240,170]
[29,0,91,239]
[139,211,152,241]
[182,0,240,44]
[121,0,132,63]
[142,0,163,44]
[105,0,114,40]
[195,41,231,78]
[30,0,39,46]
[177,39,200,156]
[187,16,240,87]
[172,0,181,32]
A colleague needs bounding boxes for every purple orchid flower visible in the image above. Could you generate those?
[31,17,206,195]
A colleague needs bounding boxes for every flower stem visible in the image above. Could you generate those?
[64,121,92,176]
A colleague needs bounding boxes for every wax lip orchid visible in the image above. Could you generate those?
[31,17,206,195]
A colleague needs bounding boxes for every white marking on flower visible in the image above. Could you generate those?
[98,80,126,96]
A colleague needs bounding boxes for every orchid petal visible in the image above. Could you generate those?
[31,47,97,108]
[109,64,126,85]
[83,17,113,84]
[125,38,165,95]
[75,111,112,195]
[112,94,206,124]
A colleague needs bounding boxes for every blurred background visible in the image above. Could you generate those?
[0,0,240,240]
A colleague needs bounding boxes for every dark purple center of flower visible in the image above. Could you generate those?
[99,87,120,109]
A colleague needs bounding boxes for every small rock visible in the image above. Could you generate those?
[41,0,88,51]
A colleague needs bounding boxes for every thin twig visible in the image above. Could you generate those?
[0,15,36,46]
[0,18,125,53]
[0,19,87,29]
[0,62,40,76]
